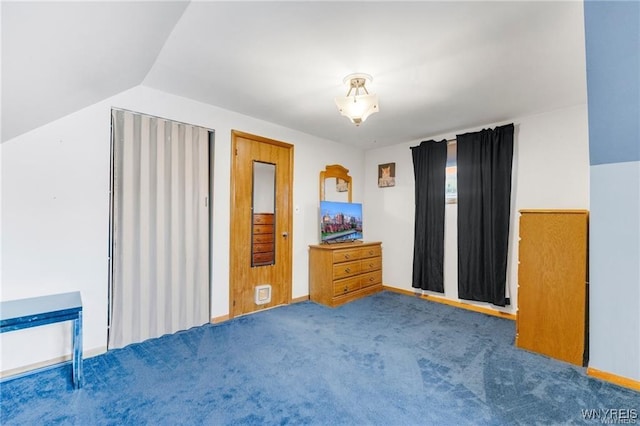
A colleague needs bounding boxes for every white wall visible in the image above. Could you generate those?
[364,104,590,313]
[0,85,365,372]
[589,161,640,381]
[584,0,640,382]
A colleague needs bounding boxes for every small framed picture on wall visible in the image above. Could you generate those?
[378,163,396,188]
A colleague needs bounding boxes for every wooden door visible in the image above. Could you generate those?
[229,131,293,317]
[517,210,588,365]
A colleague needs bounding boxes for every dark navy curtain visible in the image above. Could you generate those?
[411,140,447,293]
[457,123,514,306]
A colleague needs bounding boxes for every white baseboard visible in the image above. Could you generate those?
[0,346,106,380]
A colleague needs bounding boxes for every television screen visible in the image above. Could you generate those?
[319,200,363,243]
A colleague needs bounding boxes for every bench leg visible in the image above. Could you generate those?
[72,311,83,389]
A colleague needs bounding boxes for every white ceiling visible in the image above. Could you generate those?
[2,1,587,148]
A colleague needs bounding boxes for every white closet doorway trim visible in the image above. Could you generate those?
[108,109,211,350]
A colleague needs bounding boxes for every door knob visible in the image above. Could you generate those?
[282,232,288,238]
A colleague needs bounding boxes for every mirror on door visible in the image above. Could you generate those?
[251,161,276,267]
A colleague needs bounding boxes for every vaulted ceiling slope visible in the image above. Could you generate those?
[1,1,189,142]
[2,1,587,147]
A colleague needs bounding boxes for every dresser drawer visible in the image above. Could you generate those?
[253,224,273,235]
[253,233,274,244]
[361,257,382,273]
[333,276,361,296]
[360,270,382,288]
[253,251,274,265]
[332,248,362,263]
[253,242,274,253]
[360,245,381,259]
[333,260,362,279]
[253,213,274,225]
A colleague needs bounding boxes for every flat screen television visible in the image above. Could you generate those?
[319,200,363,243]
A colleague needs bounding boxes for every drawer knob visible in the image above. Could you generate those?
[343,287,348,293]
[369,263,373,268]
[345,267,351,273]
[345,254,350,259]
[368,250,374,255]
[369,277,374,282]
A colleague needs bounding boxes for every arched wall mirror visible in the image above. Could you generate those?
[320,164,352,203]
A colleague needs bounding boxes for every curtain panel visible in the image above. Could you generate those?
[457,123,514,307]
[109,109,210,350]
[411,140,448,293]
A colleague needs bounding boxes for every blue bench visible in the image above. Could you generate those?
[0,291,83,389]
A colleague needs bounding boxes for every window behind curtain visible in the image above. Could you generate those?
[446,141,457,204]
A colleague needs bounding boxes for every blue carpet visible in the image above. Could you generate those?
[1,291,638,425]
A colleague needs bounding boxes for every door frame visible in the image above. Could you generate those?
[229,130,294,319]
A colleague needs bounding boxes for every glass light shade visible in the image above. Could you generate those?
[335,93,379,125]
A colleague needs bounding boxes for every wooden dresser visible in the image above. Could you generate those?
[516,209,589,366]
[252,213,274,266]
[309,241,383,307]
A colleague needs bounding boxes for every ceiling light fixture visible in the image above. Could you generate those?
[335,73,379,126]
